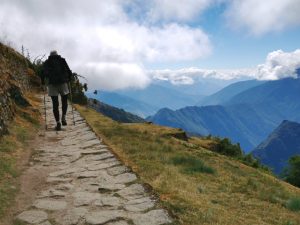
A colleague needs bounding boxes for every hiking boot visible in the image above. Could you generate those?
[62,115,67,126]
[55,122,62,131]
[61,119,67,126]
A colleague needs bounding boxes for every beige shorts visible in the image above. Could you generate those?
[48,83,70,96]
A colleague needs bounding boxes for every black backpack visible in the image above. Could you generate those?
[43,55,72,84]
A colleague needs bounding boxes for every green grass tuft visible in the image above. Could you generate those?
[284,221,295,225]
[171,155,215,175]
[286,197,300,212]
[20,112,39,127]
[0,139,15,153]
[0,158,16,178]
[0,182,17,217]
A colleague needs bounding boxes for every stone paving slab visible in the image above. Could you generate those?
[15,96,172,225]
[16,210,48,224]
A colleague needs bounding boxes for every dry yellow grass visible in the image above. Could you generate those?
[77,105,300,225]
[0,92,41,218]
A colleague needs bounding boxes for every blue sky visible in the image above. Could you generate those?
[181,26,300,70]
[1,0,300,90]
[151,1,300,69]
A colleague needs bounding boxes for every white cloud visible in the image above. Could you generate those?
[226,0,300,35]
[149,49,300,83]
[256,49,300,80]
[149,67,256,85]
[148,0,213,22]
[79,63,150,90]
[139,24,212,62]
[0,0,212,90]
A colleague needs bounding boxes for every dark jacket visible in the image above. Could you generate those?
[41,55,72,85]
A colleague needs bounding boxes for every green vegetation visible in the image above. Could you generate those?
[205,136,270,171]
[213,137,243,157]
[0,134,20,217]
[20,111,40,127]
[0,96,41,219]
[77,105,300,225]
[171,155,215,175]
[283,155,300,188]
[286,197,300,212]
[69,73,88,105]
[284,221,296,225]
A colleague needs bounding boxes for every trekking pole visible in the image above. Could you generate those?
[68,82,76,126]
[43,86,47,130]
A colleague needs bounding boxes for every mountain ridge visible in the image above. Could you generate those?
[252,120,300,175]
[88,98,145,123]
[197,79,265,106]
[149,77,300,152]
[86,91,158,118]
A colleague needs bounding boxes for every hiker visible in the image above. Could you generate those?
[41,50,72,131]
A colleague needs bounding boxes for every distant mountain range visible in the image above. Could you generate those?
[149,77,300,152]
[252,120,300,175]
[197,80,266,106]
[155,77,238,96]
[86,91,158,118]
[85,78,243,118]
[86,84,203,118]
[88,98,145,123]
[150,104,271,151]
[118,84,201,110]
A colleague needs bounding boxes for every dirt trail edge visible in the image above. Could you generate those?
[13,96,173,225]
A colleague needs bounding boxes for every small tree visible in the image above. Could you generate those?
[283,155,300,188]
[69,73,88,105]
[214,137,243,157]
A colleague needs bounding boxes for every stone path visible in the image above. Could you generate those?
[15,97,172,225]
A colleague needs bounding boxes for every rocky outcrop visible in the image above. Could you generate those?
[0,43,38,136]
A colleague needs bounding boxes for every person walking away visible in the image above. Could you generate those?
[41,50,72,131]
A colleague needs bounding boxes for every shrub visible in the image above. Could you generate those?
[242,154,270,171]
[286,197,300,212]
[69,73,88,105]
[213,137,243,157]
[283,155,300,188]
[209,137,270,171]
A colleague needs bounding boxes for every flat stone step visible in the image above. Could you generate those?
[34,199,67,211]
[16,210,48,224]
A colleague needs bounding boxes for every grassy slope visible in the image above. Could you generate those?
[77,105,300,225]
[0,93,41,218]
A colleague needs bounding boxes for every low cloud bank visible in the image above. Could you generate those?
[257,49,300,80]
[149,49,300,85]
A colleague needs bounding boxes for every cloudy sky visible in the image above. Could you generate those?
[1,0,300,90]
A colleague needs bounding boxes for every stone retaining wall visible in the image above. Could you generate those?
[0,43,32,136]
